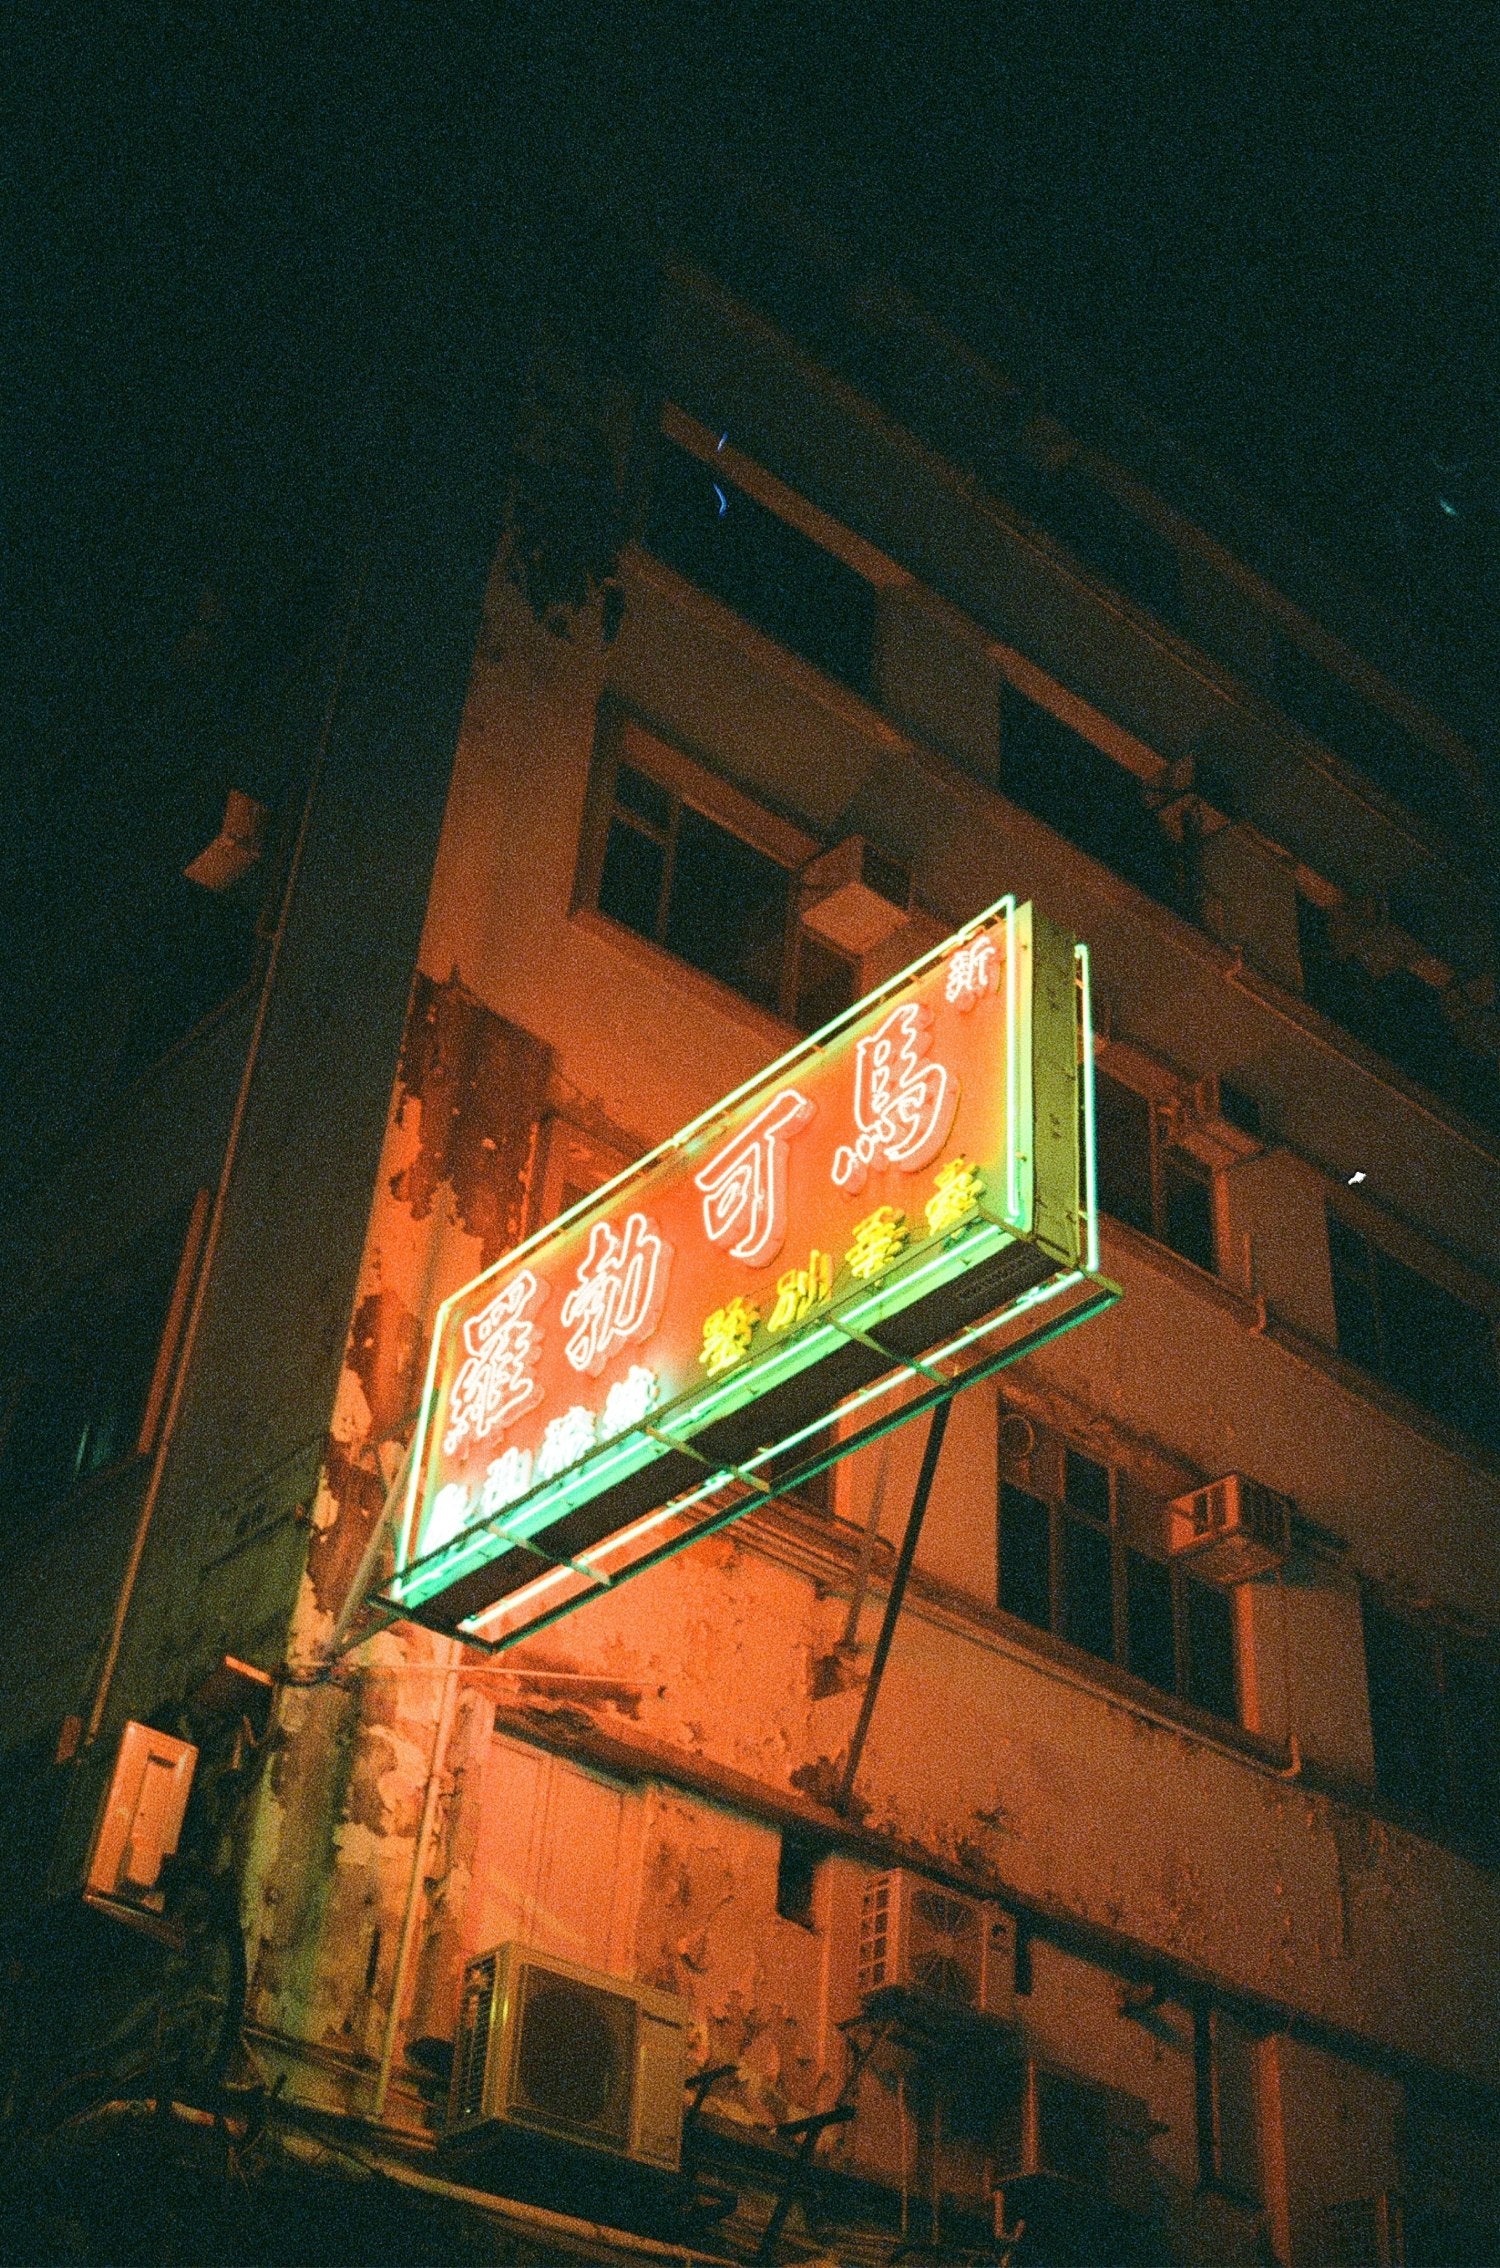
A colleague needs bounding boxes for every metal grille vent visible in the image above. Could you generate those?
[910,1887,981,2004]
[453,1953,499,2125]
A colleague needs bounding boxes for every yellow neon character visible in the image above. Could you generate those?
[767,1249,834,1335]
[699,1296,760,1376]
[925,1156,985,1237]
[845,1206,908,1282]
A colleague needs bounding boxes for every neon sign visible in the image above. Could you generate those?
[385,897,1115,1642]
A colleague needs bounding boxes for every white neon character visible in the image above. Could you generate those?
[944,934,998,1011]
[423,1481,472,1555]
[536,1404,597,1479]
[600,1364,660,1439]
[695,1088,817,1267]
[560,1211,672,1377]
[478,1446,534,1518]
[442,1268,547,1457]
[832,1002,958,1192]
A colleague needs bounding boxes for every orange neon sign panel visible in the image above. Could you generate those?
[387,897,1109,1640]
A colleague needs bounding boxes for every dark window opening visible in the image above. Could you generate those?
[1184,1582,1237,1722]
[1094,1072,1218,1273]
[0,1211,192,1521]
[115,868,264,1086]
[775,1832,820,1926]
[1126,1551,1177,1693]
[1328,1209,1500,1453]
[1363,1593,1500,1865]
[998,1482,1052,1632]
[1022,465,1183,631]
[644,439,878,697]
[593,728,858,1032]
[1274,637,1471,839]
[1195,2005,1262,2202]
[1001,687,1190,917]
[1297,898,1500,1140]
[998,1421,1238,1723]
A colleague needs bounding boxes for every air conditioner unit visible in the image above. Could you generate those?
[445,1944,688,2171]
[84,1721,197,1913]
[799,837,913,956]
[1167,1474,1291,1584]
[1312,2191,1407,2268]
[858,1871,1015,2020]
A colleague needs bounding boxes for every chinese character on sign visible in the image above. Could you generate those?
[944,935,998,1011]
[845,1206,908,1280]
[700,1297,761,1377]
[424,1481,471,1554]
[600,1364,660,1439]
[443,1269,547,1457]
[537,1405,598,1480]
[767,1249,834,1335]
[695,1088,817,1266]
[924,1156,985,1236]
[832,1004,958,1192]
[478,1446,535,1519]
[560,1212,672,1376]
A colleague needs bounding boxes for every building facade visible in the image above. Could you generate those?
[3,211,1499,2264]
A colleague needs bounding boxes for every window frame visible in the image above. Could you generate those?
[0,1193,209,1526]
[576,702,861,1033]
[996,1422,1241,1727]
[644,409,892,704]
[1361,1587,1500,1867]
[1093,1067,1220,1276]
[1326,1201,1500,1454]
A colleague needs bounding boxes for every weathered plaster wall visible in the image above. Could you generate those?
[244,507,1499,2247]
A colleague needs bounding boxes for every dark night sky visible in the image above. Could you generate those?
[7,2,1498,1058]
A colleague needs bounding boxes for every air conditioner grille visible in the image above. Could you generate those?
[513,1965,636,2145]
[453,1953,498,2125]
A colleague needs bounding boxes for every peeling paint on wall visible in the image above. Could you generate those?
[390,971,550,1266]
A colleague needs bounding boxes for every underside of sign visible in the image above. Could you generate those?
[377,896,1118,1650]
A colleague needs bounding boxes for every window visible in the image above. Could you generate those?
[1195,2005,1262,2201]
[997,1423,1238,1722]
[1297,898,1500,1138]
[1273,636,1470,839]
[1026,465,1183,632]
[1362,1593,1500,1864]
[587,711,860,1033]
[775,1831,820,1926]
[643,438,879,697]
[1001,686,1190,916]
[1094,1072,1217,1273]
[0,1206,199,1520]
[1328,1210,1500,1452]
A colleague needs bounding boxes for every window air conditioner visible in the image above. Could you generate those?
[1167,1474,1291,1584]
[444,1944,689,2171]
[799,837,913,956]
[1312,2191,1407,2267]
[858,1870,1016,2020]
[84,1721,197,1914]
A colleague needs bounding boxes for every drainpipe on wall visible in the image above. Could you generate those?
[372,1637,464,2124]
[82,534,374,1754]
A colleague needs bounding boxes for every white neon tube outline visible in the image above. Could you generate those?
[457,1262,1095,1639]
[1076,941,1101,1278]
[399,892,1033,1583]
